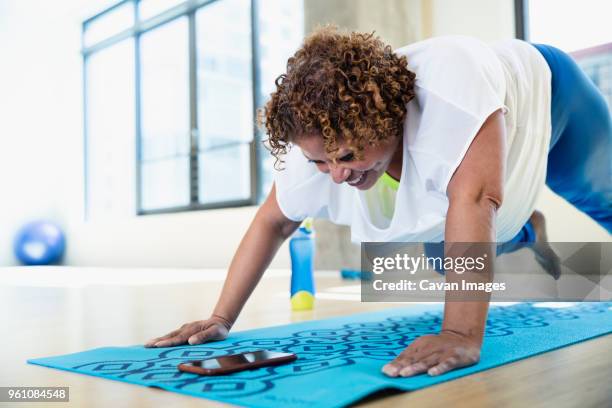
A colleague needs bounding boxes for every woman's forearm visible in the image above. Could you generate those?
[212,187,300,326]
[442,198,498,343]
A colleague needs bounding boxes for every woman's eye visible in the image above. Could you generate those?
[338,153,354,162]
[308,159,325,164]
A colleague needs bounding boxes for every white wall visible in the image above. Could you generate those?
[304,0,423,49]
[0,0,83,264]
[426,0,516,42]
[65,206,293,268]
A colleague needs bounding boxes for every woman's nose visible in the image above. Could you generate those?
[330,164,350,184]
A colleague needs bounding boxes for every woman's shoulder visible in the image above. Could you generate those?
[394,35,506,111]
[394,35,494,61]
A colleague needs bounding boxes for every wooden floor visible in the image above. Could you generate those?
[1,267,609,408]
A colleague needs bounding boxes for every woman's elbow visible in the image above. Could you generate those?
[450,187,503,215]
[482,190,503,213]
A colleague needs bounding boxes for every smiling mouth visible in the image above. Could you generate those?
[347,171,367,187]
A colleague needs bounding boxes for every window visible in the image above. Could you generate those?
[82,0,303,218]
[196,0,253,205]
[516,0,612,109]
[139,17,191,210]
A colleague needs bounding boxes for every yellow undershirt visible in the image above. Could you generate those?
[381,171,400,190]
[365,172,400,228]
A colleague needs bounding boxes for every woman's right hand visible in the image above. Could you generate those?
[144,315,232,348]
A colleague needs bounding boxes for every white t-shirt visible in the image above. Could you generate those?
[274,35,552,243]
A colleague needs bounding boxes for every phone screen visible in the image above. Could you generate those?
[185,351,293,370]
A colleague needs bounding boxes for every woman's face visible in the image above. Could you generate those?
[294,135,402,191]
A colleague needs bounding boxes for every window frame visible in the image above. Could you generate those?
[82,0,262,218]
[514,0,529,40]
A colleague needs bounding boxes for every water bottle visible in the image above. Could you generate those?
[290,218,315,311]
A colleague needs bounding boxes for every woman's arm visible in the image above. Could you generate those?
[440,107,506,362]
[383,108,506,377]
[212,183,302,325]
[145,184,301,347]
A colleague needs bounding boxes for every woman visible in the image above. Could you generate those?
[146,27,611,378]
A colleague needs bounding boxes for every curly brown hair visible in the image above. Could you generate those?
[258,25,416,168]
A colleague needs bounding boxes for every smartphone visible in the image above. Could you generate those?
[177,350,297,376]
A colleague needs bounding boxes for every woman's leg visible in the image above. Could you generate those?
[426,213,556,276]
[496,211,561,278]
[495,220,535,255]
[533,44,612,233]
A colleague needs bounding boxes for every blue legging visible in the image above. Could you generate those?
[498,43,611,255]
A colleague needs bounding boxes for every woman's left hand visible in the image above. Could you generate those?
[382,331,481,377]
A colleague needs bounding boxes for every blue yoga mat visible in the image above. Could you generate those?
[28,302,611,408]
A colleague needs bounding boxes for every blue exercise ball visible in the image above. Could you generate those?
[13,220,66,265]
